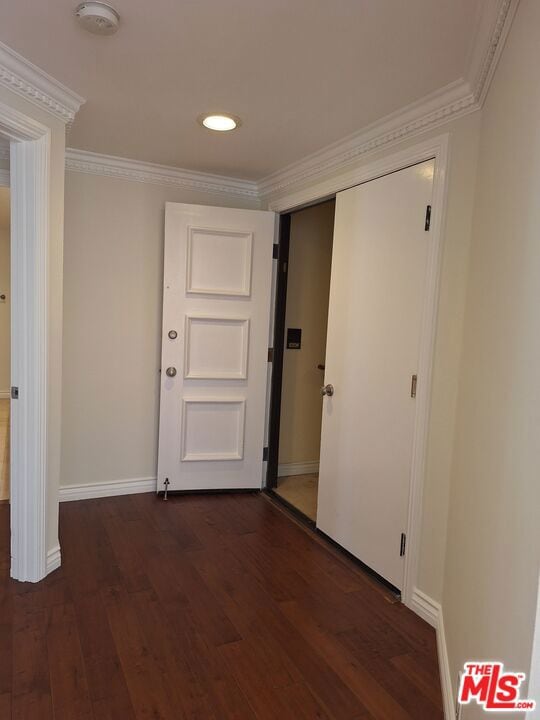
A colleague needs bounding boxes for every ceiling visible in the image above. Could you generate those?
[0,0,489,180]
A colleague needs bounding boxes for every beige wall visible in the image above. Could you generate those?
[62,172,259,488]
[0,188,9,395]
[266,111,481,604]
[443,0,540,705]
[279,201,334,467]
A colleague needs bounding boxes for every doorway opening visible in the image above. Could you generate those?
[0,186,9,505]
[267,199,335,521]
[266,150,444,601]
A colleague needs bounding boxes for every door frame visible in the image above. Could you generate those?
[266,213,290,489]
[0,101,51,582]
[266,134,450,609]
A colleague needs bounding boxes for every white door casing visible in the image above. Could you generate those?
[0,104,51,583]
[317,160,435,590]
[158,203,275,491]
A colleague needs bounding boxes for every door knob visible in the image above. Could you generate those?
[321,383,334,397]
[165,367,177,377]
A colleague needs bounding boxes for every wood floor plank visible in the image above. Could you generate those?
[47,602,94,719]
[0,578,12,701]
[280,599,415,720]
[219,640,305,720]
[0,492,443,719]
[336,631,443,719]
[71,590,136,719]
[390,653,444,709]
[191,540,367,719]
[158,601,257,720]
[158,543,242,648]
[102,584,186,720]
[186,545,305,690]
[279,682,336,720]
[0,692,10,719]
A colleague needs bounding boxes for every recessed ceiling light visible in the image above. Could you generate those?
[76,2,120,36]
[198,113,241,132]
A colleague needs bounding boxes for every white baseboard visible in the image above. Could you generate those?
[437,606,455,720]
[410,587,439,627]
[278,461,319,477]
[410,588,454,720]
[59,476,156,502]
[0,390,10,399]
[46,543,61,573]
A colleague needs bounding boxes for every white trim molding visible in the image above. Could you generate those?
[0,41,85,126]
[410,589,454,720]
[260,80,474,199]
[59,476,157,502]
[46,544,62,574]
[10,134,49,583]
[278,461,319,478]
[410,587,440,628]
[469,0,520,107]
[0,102,51,583]
[259,0,518,200]
[66,148,259,199]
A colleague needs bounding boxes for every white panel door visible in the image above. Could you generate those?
[317,161,434,590]
[158,203,275,491]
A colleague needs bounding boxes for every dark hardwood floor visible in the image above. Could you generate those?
[0,492,443,719]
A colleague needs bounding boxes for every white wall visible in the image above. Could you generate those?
[62,171,259,489]
[442,0,540,708]
[279,201,334,469]
[0,187,9,396]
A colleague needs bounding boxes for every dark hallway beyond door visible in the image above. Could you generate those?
[0,493,442,719]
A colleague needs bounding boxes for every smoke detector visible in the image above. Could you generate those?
[76,2,120,35]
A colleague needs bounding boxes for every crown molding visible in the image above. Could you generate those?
[259,0,518,199]
[468,0,519,106]
[65,148,259,199]
[1,142,259,199]
[0,41,85,127]
[258,79,476,198]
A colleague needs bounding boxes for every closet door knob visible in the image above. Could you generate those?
[321,383,334,397]
[165,367,177,378]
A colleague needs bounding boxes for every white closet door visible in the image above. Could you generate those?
[317,161,434,589]
[157,203,275,492]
